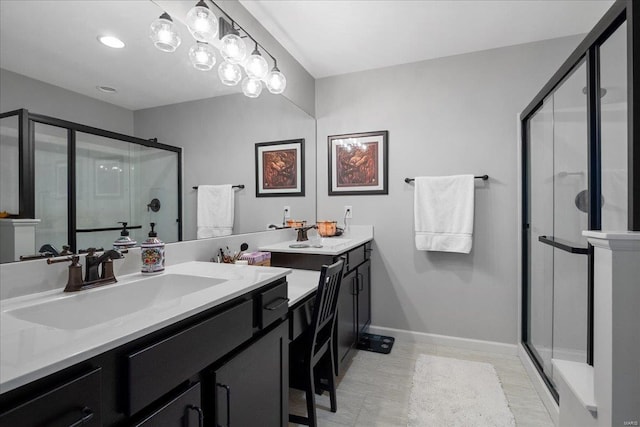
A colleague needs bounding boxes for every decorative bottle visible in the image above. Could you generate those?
[114,222,137,251]
[141,222,165,274]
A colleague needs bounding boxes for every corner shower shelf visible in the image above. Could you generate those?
[538,236,589,254]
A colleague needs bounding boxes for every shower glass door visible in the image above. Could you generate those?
[525,60,589,393]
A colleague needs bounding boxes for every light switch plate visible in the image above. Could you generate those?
[344,206,352,219]
[284,206,291,218]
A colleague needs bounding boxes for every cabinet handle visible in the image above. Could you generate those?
[187,405,204,427]
[264,297,289,311]
[357,273,364,292]
[216,383,231,427]
[67,407,94,427]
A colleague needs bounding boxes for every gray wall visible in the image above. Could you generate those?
[0,69,134,134]
[316,35,583,344]
[134,93,316,240]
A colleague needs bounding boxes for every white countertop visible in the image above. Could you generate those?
[259,226,373,255]
[0,261,291,394]
[287,269,321,306]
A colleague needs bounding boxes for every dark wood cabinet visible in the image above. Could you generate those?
[336,269,357,369]
[133,382,202,427]
[0,278,289,427]
[212,321,289,427]
[0,368,101,427]
[356,259,371,335]
[271,242,373,375]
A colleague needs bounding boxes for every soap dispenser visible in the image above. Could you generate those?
[141,222,165,274]
[114,222,137,250]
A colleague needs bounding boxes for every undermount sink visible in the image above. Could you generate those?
[7,274,226,330]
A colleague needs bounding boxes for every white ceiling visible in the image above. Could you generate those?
[0,1,614,110]
[240,0,615,79]
[0,0,241,111]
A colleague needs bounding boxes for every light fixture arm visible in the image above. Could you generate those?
[210,0,277,64]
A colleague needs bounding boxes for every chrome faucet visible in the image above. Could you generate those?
[48,248,125,292]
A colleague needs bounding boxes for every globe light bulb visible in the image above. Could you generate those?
[188,42,216,71]
[242,77,263,98]
[244,47,268,80]
[186,1,218,42]
[218,61,242,86]
[266,67,286,94]
[149,13,181,53]
[220,33,247,64]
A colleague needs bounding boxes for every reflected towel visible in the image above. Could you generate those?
[197,185,234,238]
[414,175,474,253]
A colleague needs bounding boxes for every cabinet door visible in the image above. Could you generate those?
[133,383,202,427]
[335,269,357,373]
[357,259,371,336]
[212,321,288,427]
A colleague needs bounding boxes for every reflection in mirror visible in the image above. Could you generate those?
[0,0,316,263]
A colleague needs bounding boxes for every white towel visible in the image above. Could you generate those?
[197,185,234,238]
[414,175,474,253]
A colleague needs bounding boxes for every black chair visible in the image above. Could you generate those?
[289,258,345,427]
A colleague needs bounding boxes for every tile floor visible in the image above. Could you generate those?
[289,340,554,426]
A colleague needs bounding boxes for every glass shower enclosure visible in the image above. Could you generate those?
[521,3,631,400]
[0,109,181,258]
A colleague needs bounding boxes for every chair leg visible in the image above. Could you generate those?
[327,350,337,412]
[305,381,317,427]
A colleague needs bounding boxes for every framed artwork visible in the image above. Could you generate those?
[328,130,388,195]
[255,139,305,197]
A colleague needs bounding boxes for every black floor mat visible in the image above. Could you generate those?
[356,333,395,354]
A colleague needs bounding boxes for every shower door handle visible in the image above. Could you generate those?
[538,235,589,254]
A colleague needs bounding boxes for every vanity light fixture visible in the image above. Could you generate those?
[218,60,242,86]
[241,77,262,98]
[189,41,216,71]
[266,61,287,94]
[219,26,247,64]
[97,35,125,49]
[186,0,218,42]
[149,12,181,53]
[244,43,269,80]
[150,1,287,98]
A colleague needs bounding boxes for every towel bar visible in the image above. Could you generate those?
[404,175,488,183]
[192,184,245,190]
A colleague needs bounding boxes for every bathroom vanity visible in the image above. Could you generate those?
[0,262,291,426]
[260,229,373,373]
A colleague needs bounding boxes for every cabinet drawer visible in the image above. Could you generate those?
[0,368,101,426]
[259,280,289,329]
[127,300,253,415]
[133,382,201,427]
[344,245,365,272]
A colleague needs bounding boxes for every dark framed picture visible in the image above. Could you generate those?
[255,138,305,197]
[328,130,388,195]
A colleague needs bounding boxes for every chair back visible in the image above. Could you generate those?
[309,258,345,358]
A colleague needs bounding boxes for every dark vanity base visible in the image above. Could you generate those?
[0,278,289,427]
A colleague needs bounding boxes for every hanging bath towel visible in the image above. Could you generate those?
[414,175,474,253]
[197,185,234,238]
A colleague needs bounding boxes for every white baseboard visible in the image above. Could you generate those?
[518,344,559,426]
[367,325,518,356]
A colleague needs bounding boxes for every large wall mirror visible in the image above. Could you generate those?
[0,0,316,263]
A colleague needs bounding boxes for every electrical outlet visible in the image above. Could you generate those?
[344,206,353,219]
[283,206,291,218]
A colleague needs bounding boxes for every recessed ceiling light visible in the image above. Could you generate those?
[97,35,125,49]
[97,85,117,94]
